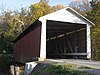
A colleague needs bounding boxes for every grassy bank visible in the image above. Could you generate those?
[31,63,95,75]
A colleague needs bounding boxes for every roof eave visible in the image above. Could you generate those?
[66,7,95,26]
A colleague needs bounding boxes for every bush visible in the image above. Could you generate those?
[0,53,13,74]
[92,49,100,61]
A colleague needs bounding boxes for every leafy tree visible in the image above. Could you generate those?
[0,8,28,54]
[0,12,13,74]
[87,0,100,60]
[52,4,65,11]
[69,0,91,16]
[29,1,53,21]
[0,11,13,54]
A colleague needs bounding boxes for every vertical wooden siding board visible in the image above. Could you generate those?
[14,26,41,63]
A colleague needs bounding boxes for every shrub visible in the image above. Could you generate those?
[92,49,100,61]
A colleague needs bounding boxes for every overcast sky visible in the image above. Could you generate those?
[0,0,91,12]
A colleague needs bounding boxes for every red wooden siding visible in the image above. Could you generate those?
[14,26,41,63]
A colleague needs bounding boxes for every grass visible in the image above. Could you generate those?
[32,64,96,75]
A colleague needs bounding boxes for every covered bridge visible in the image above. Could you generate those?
[14,7,94,63]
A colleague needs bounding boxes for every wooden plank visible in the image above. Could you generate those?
[75,32,78,53]
[47,53,87,56]
[62,36,67,53]
[47,28,86,41]
[55,36,58,54]
[61,53,87,56]
[65,34,74,53]
[58,38,63,53]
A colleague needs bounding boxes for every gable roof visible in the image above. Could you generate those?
[39,7,94,26]
[66,7,94,26]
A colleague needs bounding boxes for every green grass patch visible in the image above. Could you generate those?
[32,64,96,75]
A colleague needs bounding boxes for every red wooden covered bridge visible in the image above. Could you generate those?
[14,7,94,63]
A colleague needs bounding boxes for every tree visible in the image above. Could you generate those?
[29,1,53,21]
[87,0,100,60]
[52,4,65,11]
[0,11,13,54]
[69,0,91,16]
[0,8,28,54]
[0,12,13,74]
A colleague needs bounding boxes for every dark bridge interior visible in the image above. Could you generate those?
[46,20,87,59]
